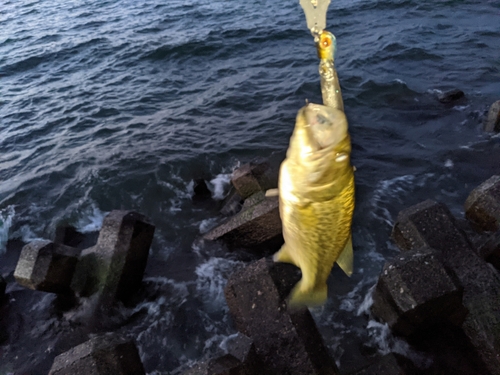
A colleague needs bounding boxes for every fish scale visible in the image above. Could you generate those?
[275,105,355,307]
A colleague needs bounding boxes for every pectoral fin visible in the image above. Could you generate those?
[265,188,279,197]
[336,235,353,276]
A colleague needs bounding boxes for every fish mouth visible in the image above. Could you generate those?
[303,103,346,151]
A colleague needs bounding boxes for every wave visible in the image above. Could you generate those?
[0,206,15,254]
[0,37,108,76]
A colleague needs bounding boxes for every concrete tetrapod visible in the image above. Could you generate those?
[391,199,500,375]
[14,210,155,325]
[224,258,339,375]
[49,334,145,375]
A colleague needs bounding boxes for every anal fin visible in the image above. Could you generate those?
[273,244,296,266]
[336,235,353,277]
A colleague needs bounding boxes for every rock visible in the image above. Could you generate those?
[183,355,243,375]
[182,334,262,375]
[54,225,87,249]
[464,175,500,232]
[230,158,271,199]
[438,89,465,103]
[54,224,99,251]
[477,231,500,270]
[354,353,419,375]
[203,196,282,251]
[371,246,466,337]
[14,240,81,295]
[48,334,145,375]
[0,275,5,301]
[242,191,266,209]
[14,210,155,324]
[208,355,244,375]
[192,179,213,202]
[71,210,155,308]
[224,258,339,375]
[220,188,244,217]
[391,199,500,375]
[225,333,262,374]
[484,100,500,132]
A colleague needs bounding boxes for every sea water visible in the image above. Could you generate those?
[1,0,499,373]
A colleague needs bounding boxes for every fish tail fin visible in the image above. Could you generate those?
[273,244,296,266]
[288,280,327,308]
[336,235,353,277]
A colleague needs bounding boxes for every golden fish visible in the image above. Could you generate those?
[272,102,355,308]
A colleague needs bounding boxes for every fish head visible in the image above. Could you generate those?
[286,103,351,186]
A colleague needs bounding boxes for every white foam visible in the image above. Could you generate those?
[199,218,218,234]
[0,205,15,255]
[76,204,107,233]
[356,285,375,316]
[427,88,443,95]
[209,173,232,200]
[394,78,406,85]
[444,159,454,168]
[13,224,45,243]
[339,278,377,313]
[366,320,393,355]
[195,257,243,312]
[218,332,240,353]
[370,173,434,226]
[186,179,195,197]
[366,319,432,367]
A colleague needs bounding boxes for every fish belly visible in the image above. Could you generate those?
[277,165,355,306]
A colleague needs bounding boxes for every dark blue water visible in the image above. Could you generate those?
[1,0,500,373]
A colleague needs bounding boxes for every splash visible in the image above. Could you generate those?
[0,206,15,255]
[195,257,244,312]
[76,204,107,233]
[208,173,231,200]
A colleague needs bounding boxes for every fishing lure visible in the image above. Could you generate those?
[316,30,344,111]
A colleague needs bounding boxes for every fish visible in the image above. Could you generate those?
[272,102,355,308]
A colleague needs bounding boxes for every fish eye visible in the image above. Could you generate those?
[335,153,348,162]
[317,114,329,125]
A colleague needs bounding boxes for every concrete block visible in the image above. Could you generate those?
[71,210,155,307]
[438,89,465,103]
[14,210,155,328]
[220,188,243,217]
[49,334,145,375]
[14,240,80,295]
[0,275,5,301]
[354,353,419,375]
[208,355,245,375]
[230,158,270,199]
[392,199,500,375]
[183,354,249,375]
[203,196,282,251]
[224,258,339,375]
[224,333,262,374]
[54,224,98,250]
[371,247,466,336]
[477,231,500,270]
[464,175,500,232]
[484,100,500,132]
